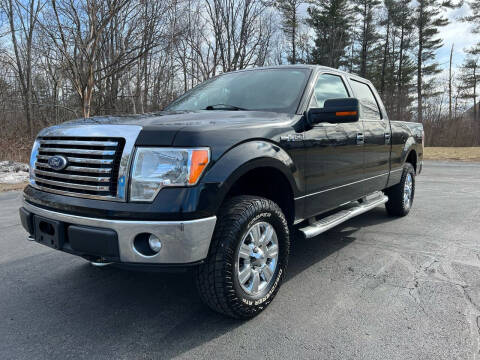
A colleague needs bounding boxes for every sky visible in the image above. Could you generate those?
[437,3,479,70]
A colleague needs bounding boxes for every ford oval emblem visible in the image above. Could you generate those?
[48,155,68,171]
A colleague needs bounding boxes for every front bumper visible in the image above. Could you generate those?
[21,201,217,265]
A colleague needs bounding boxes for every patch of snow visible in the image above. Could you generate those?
[0,161,30,184]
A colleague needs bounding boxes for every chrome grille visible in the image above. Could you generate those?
[33,137,125,199]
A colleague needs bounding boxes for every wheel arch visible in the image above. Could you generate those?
[401,137,418,173]
[225,166,295,224]
[405,149,418,173]
[201,141,301,224]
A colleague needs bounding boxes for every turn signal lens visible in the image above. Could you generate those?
[189,149,210,185]
[336,111,357,116]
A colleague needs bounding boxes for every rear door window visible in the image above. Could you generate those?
[349,80,382,120]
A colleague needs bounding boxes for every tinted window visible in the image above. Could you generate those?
[166,68,311,114]
[350,80,381,120]
[310,74,349,108]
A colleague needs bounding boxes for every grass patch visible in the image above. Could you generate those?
[424,147,480,162]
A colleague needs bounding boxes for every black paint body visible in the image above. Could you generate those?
[24,66,424,225]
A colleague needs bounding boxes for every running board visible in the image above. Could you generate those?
[299,192,388,239]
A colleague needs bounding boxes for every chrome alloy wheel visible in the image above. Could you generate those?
[236,222,279,296]
[403,173,413,209]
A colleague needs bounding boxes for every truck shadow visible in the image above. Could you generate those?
[96,208,396,357]
[287,207,395,281]
[3,208,397,358]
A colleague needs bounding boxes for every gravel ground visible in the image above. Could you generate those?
[0,160,479,360]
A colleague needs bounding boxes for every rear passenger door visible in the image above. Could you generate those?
[303,73,365,218]
[349,79,391,193]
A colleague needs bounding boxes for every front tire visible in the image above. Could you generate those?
[385,163,415,217]
[196,196,290,319]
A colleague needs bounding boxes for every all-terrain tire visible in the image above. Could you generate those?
[196,195,290,319]
[385,163,415,217]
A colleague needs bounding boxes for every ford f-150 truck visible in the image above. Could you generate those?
[19,65,423,318]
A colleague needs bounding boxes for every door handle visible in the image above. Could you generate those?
[385,132,391,144]
[356,132,364,145]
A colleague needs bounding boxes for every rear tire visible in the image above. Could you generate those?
[385,163,415,217]
[196,195,290,319]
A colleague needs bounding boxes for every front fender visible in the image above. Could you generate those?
[200,140,302,211]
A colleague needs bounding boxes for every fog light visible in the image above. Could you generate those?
[148,234,162,253]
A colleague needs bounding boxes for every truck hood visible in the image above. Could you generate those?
[59,110,296,130]
[47,111,299,160]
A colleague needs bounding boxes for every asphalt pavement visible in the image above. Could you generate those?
[1,160,479,359]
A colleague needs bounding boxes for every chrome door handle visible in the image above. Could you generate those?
[356,133,364,145]
[385,132,391,144]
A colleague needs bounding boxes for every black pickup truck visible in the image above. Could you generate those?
[19,65,423,318]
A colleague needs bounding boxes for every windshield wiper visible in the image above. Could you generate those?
[204,104,247,111]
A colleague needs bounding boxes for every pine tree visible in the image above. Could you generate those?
[374,0,415,120]
[459,54,480,143]
[391,0,416,119]
[275,0,304,64]
[306,0,353,68]
[464,0,480,36]
[379,0,394,95]
[352,0,381,77]
[463,0,480,55]
[415,0,456,123]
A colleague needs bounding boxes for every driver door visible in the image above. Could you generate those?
[303,72,365,218]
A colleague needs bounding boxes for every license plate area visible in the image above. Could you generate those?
[33,215,65,250]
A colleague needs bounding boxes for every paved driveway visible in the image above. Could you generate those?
[1,161,479,359]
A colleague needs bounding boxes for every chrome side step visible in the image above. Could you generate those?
[90,261,113,267]
[299,192,388,239]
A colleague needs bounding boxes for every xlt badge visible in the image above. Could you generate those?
[280,134,304,142]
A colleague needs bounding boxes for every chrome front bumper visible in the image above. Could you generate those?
[22,201,217,264]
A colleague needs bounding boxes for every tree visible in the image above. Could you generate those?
[459,55,479,143]
[463,0,480,61]
[275,0,304,64]
[463,0,480,44]
[373,0,415,120]
[448,44,454,122]
[307,0,353,68]
[2,0,43,136]
[205,0,274,73]
[38,0,159,118]
[352,0,381,77]
[414,0,457,123]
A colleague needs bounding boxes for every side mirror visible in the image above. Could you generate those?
[306,98,360,125]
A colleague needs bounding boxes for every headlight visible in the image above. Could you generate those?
[130,147,210,202]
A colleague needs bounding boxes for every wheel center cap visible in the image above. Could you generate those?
[251,247,266,266]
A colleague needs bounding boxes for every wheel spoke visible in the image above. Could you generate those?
[265,244,278,258]
[238,265,252,284]
[251,270,260,293]
[261,264,274,282]
[259,225,274,245]
[250,225,261,245]
[238,244,251,260]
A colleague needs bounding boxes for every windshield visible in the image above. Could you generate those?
[165,68,311,114]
